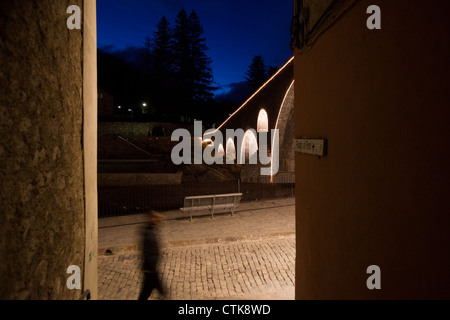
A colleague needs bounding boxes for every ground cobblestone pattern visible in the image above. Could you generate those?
[98,198,295,300]
[98,237,295,300]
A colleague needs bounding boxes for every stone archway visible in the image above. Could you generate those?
[240,129,258,164]
[257,109,269,133]
[226,138,236,163]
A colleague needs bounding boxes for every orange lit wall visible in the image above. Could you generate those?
[294,0,450,299]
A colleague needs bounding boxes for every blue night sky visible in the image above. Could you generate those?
[97,0,293,95]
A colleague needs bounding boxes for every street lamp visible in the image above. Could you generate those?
[141,102,149,115]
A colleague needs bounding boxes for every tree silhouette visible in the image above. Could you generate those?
[151,16,175,115]
[97,10,216,122]
[187,11,215,102]
[172,9,215,118]
[246,55,268,92]
[97,49,146,116]
[143,36,152,77]
[152,16,173,78]
[267,65,279,78]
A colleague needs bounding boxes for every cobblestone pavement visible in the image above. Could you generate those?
[98,237,295,300]
[98,198,295,300]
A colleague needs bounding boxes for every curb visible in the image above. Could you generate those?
[98,232,295,256]
[99,198,295,229]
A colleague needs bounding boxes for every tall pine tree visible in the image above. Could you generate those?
[152,16,173,76]
[151,16,174,115]
[187,11,215,102]
[172,9,215,118]
[172,9,191,113]
[246,55,268,92]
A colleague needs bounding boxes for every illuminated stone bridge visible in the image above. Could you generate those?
[205,56,294,182]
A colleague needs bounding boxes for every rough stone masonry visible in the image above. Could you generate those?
[0,0,85,299]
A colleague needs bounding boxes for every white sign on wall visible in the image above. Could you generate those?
[294,139,327,157]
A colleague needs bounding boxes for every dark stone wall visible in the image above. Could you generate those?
[277,84,294,173]
[220,59,294,133]
[98,121,195,137]
[0,1,85,299]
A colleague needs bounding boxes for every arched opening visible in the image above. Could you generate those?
[217,143,225,158]
[226,138,236,163]
[257,109,269,133]
[240,129,258,164]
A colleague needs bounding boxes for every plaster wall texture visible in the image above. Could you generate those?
[295,0,450,299]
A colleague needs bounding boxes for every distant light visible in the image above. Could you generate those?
[118,106,122,109]
[128,109,132,112]
[142,103,147,107]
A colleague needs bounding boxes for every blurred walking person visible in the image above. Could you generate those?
[138,211,166,300]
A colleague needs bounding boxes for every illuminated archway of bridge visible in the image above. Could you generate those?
[240,129,258,164]
[257,109,269,133]
[204,56,295,182]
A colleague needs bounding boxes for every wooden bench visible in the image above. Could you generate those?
[180,193,243,221]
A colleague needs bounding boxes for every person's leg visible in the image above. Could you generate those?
[138,273,154,300]
[156,275,165,297]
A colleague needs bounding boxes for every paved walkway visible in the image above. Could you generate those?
[98,197,295,300]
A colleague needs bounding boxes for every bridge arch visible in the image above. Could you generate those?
[240,129,258,164]
[257,109,269,133]
[226,138,236,163]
